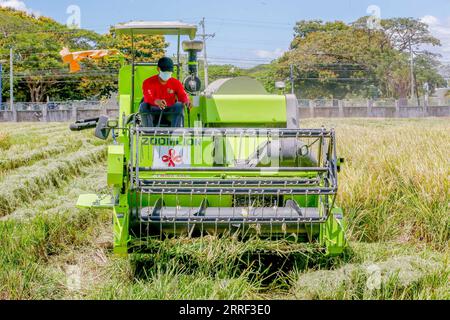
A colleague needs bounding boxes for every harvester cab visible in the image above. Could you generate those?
[70,21,346,256]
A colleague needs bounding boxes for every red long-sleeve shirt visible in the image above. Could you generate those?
[142,75,190,107]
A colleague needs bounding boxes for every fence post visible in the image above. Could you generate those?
[42,104,48,122]
[309,100,315,118]
[12,102,17,122]
[102,101,108,116]
[338,100,344,117]
[395,100,400,118]
[424,94,428,117]
[71,106,77,122]
[367,99,373,117]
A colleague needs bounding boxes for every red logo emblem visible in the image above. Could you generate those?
[162,149,182,167]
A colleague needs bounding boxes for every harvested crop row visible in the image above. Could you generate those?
[0,126,72,150]
[289,246,449,300]
[0,161,111,299]
[5,127,80,149]
[4,163,108,221]
[0,139,83,175]
[0,123,66,135]
[0,146,107,217]
[0,201,110,300]
[13,126,75,139]
[3,133,55,153]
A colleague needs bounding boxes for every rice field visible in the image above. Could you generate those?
[0,118,448,300]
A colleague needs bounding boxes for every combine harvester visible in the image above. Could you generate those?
[70,21,346,256]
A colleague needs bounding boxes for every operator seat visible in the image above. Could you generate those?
[138,98,184,128]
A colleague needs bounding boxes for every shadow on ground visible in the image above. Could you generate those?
[128,240,355,289]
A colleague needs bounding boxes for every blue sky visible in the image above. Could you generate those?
[2,0,450,67]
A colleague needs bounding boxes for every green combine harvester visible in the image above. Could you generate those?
[70,21,346,256]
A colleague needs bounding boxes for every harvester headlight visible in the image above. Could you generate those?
[107,119,119,128]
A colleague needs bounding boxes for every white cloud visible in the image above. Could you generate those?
[421,15,439,26]
[0,0,27,11]
[420,15,450,62]
[255,48,285,60]
[0,0,40,17]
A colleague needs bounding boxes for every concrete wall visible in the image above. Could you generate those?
[299,105,450,118]
[0,107,119,122]
[1,102,449,122]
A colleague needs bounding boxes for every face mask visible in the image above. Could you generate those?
[159,71,172,81]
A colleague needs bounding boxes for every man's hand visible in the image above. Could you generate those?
[155,99,167,110]
[185,100,192,111]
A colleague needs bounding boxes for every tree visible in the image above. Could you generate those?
[108,31,168,63]
[278,21,391,98]
[354,16,444,99]
[414,53,446,95]
[0,8,109,102]
[291,20,349,48]
[0,8,169,102]
[381,18,441,53]
[274,17,444,99]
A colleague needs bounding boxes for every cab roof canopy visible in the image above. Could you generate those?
[113,21,198,40]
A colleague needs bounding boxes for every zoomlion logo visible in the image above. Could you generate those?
[152,146,191,168]
[162,149,182,167]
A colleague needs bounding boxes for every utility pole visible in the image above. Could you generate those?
[290,64,295,95]
[10,47,14,112]
[199,18,215,88]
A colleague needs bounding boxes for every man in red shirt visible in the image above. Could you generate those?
[139,57,191,127]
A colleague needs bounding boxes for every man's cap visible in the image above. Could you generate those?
[158,57,174,72]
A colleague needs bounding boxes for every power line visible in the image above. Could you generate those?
[295,78,369,81]
[13,79,117,84]
[204,18,295,29]
[211,17,294,26]
[209,56,273,62]
[3,74,117,81]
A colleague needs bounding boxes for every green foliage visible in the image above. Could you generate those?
[380,17,440,52]
[274,17,445,99]
[414,53,447,95]
[0,8,168,102]
[107,31,168,63]
[291,20,349,48]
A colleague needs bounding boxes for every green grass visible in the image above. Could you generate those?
[0,119,448,300]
